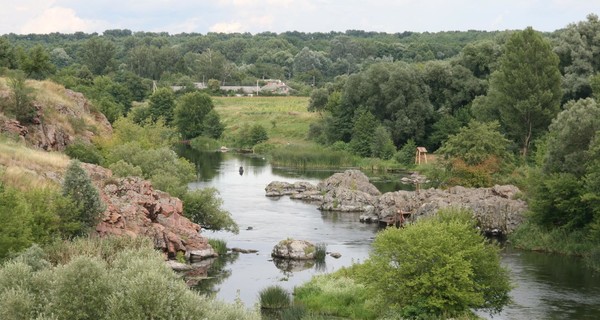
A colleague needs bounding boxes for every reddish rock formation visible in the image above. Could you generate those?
[81,163,216,260]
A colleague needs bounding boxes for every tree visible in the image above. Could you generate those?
[182,188,239,233]
[62,160,105,237]
[81,37,116,75]
[437,121,513,187]
[358,208,511,318]
[480,27,562,157]
[202,110,224,139]
[0,183,32,259]
[5,70,36,124]
[370,125,396,160]
[19,45,55,79]
[249,124,268,146]
[349,110,378,157]
[148,87,176,124]
[174,92,215,139]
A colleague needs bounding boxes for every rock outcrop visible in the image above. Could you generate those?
[271,239,316,260]
[266,170,527,235]
[82,163,216,261]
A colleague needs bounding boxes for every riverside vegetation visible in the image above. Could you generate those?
[1,13,600,320]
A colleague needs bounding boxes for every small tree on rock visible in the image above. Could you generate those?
[62,160,105,237]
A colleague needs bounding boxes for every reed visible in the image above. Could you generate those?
[258,285,291,309]
[208,238,228,256]
[269,144,359,168]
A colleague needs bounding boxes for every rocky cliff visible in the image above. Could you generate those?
[0,80,111,151]
[266,170,526,235]
[82,163,215,261]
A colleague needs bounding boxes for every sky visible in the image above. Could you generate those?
[0,0,598,35]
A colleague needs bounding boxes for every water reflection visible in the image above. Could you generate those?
[191,253,240,297]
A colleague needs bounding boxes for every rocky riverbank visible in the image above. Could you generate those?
[266,170,526,235]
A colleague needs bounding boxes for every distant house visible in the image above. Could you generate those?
[260,79,291,95]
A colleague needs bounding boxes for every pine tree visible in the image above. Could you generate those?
[62,160,105,237]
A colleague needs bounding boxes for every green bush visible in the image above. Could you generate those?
[108,160,143,178]
[0,237,260,320]
[259,285,291,309]
[314,243,327,263]
[65,140,104,165]
[357,207,511,318]
[183,188,239,233]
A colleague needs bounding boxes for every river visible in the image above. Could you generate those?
[184,151,600,319]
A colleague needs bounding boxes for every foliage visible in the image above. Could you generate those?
[65,140,104,165]
[370,125,396,160]
[357,208,511,318]
[349,110,378,157]
[148,87,176,124]
[4,70,36,124]
[107,116,177,149]
[174,92,216,139]
[19,45,55,80]
[0,236,260,320]
[314,243,327,263]
[249,124,269,146]
[208,239,228,256]
[258,285,291,309]
[202,109,225,139]
[189,135,221,152]
[108,160,143,178]
[395,139,417,167]
[61,160,105,237]
[0,183,32,259]
[294,271,378,319]
[81,37,115,75]
[269,144,358,168]
[436,121,512,187]
[476,27,562,157]
[183,188,239,233]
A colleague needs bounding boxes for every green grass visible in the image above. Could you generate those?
[269,144,359,168]
[214,96,317,146]
[208,238,228,256]
[315,243,327,263]
[258,285,291,309]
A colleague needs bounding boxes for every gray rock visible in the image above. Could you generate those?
[272,239,316,260]
[189,248,218,261]
[166,260,192,271]
[265,181,318,197]
[329,252,342,259]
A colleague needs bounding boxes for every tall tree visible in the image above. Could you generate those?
[148,88,176,124]
[81,37,116,75]
[173,92,215,139]
[20,45,55,79]
[482,27,562,157]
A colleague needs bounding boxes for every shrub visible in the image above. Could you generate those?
[65,140,104,165]
[357,207,511,318]
[0,183,32,259]
[108,160,143,178]
[395,139,417,167]
[259,285,291,309]
[183,188,239,233]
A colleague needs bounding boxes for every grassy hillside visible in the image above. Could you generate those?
[213,96,317,146]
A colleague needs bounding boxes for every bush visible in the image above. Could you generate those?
[65,140,104,165]
[108,160,143,178]
[314,243,327,263]
[395,139,417,167]
[259,285,291,309]
[0,237,260,320]
[358,207,511,318]
[183,188,239,233]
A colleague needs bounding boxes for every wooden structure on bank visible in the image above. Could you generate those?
[381,209,414,228]
[415,147,428,164]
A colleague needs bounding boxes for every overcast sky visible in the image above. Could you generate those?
[0,0,598,35]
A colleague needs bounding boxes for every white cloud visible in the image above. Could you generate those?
[20,6,107,34]
[210,22,244,33]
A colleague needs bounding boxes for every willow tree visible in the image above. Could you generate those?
[484,27,562,157]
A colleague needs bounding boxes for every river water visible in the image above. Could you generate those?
[185,151,600,319]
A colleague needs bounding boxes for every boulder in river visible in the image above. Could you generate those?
[271,239,316,260]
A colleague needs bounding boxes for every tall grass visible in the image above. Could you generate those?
[269,144,359,168]
[314,243,327,263]
[208,239,228,256]
[258,285,291,309]
[510,220,600,271]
